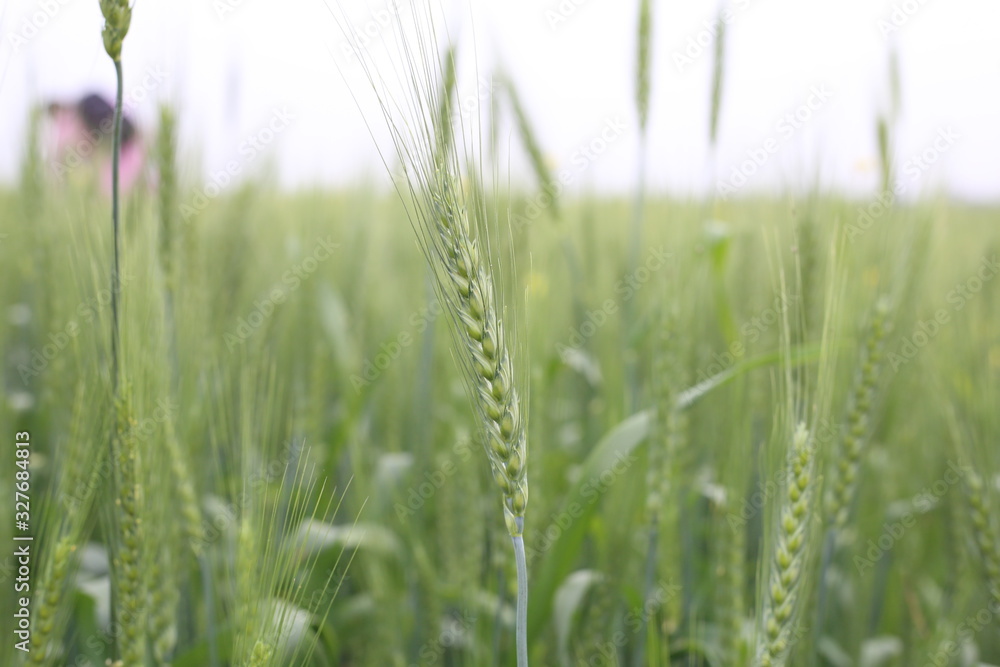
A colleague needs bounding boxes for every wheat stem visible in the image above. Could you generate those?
[109,59,124,391]
[513,533,529,667]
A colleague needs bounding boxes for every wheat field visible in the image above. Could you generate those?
[1,2,999,666]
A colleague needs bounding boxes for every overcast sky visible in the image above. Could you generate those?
[1,0,997,201]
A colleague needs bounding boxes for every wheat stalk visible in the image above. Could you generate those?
[27,538,76,666]
[721,510,746,663]
[426,177,529,531]
[502,72,557,217]
[424,174,531,662]
[156,105,179,294]
[110,390,148,665]
[758,423,815,667]
[635,0,652,135]
[337,6,531,662]
[636,302,685,662]
[708,10,727,150]
[963,470,1000,603]
[826,298,890,530]
[98,0,131,390]
[626,0,654,409]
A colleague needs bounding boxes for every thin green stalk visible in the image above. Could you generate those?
[504,72,557,217]
[513,533,529,667]
[635,305,683,666]
[110,58,123,391]
[100,5,133,660]
[99,0,132,390]
[339,7,530,661]
[634,518,658,667]
[624,153,647,411]
[626,0,652,410]
[200,551,219,667]
[708,12,726,150]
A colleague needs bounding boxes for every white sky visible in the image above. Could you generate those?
[0,0,997,201]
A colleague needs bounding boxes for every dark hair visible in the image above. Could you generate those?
[76,93,136,145]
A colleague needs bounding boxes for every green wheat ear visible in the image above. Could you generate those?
[99,0,132,62]
[826,298,891,531]
[346,10,533,535]
[758,422,816,667]
[429,179,529,537]
[635,0,652,134]
[28,538,76,665]
[336,6,532,661]
[708,10,727,149]
[110,388,148,666]
[963,469,1000,603]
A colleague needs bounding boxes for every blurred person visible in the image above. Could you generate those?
[45,92,146,196]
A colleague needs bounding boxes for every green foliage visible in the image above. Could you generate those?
[2,173,998,664]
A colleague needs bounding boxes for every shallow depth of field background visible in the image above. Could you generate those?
[1,0,999,198]
[1,1,999,666]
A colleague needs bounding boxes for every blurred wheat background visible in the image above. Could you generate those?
[0,1,998,666]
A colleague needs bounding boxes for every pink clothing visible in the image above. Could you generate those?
[45,103,147,197]
[99,140,145,196]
